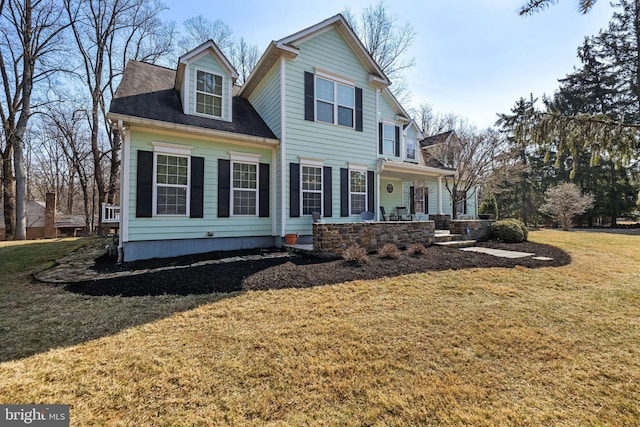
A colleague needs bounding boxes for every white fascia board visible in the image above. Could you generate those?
[107,113,280,148]
[379,160,455,177]
[179,40,239,80]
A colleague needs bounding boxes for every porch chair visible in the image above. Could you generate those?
[380,206,389,221]
[311,211,322,223]
[360,210,375,222]
[396,206,412,221]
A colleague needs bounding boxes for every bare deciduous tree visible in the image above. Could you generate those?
[63,0,173,229]
[0,0,68,239]
[539,182,594,229]
[343,1,416,103]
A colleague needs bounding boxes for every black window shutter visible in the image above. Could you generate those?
[136,150,153,218]
[259,163,270,217]
[304,71,314,121]
[217,159,230,218]
[355,87,363,132]
[367,171,375,212]
[340,168,349,217]
[409,186,415,215]
[378,122,383,154]
[190,156,204,218]
[290,162,300,217]
[395,126,401,157]
[323,166,332,217]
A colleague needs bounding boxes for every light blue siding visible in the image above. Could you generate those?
[283,28,379,235]
[127,129,274,242]
[187,54,231,121]
[248,61,281,138]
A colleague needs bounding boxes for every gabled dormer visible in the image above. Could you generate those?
[175,40,239,122]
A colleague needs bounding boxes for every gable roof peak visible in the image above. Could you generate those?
[240,13,390,98]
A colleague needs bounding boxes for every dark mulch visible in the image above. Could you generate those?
[64,240,571,297]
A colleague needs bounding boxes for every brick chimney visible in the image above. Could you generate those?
[44,192,56,238]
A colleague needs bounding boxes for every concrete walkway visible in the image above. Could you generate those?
[460,247,535,259]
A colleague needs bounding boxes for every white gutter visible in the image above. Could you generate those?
[271,148,277,236]
[118,120,130,260]
[106,113,280,148]
[280,57,287,238]
[378,160,455,177]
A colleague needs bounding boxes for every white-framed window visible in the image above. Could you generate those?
[154,153,190,216]
[406,136,416,160]
[383,124,395,155]
[195,69,223,117]
[232,162,258,216]
[315,76,355,127]
[301,165,322,215]
[349,170,367,215]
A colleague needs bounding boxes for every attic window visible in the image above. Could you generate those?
[196,70,223,118]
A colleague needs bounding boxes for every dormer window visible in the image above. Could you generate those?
[196,70,223,117]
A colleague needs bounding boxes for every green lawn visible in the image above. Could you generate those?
[0,230,638,426]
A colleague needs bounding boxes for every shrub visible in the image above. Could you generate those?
[378,243,401,259]
[491,218,528,243]
[479,193,499,219]
[342,244,368,265]
[407,243,427,256]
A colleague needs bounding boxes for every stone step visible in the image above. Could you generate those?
[434,239,477,248]
[433,233,463,243]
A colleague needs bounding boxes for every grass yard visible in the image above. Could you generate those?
[0,230,639,425]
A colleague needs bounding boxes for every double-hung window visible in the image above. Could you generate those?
[349,170,367,215]
[382,124,395,155]
[301,165,322,215]
[406,137,416,160]
[315,76,355,127]
[232,162,258,215]
[196,70,223,117]
[155,153,189,215]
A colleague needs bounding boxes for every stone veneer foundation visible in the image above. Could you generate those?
[449,219,493,241]
[312,221,435,257]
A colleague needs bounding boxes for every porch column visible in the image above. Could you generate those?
[437,176,443,215]
[375,172,380,221]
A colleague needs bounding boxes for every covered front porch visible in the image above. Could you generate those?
[376,158,454,222]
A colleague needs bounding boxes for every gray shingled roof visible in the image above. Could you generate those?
[420,130,455,147]
[109,61,276,140]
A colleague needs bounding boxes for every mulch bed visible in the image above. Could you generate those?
[63,240,571,297]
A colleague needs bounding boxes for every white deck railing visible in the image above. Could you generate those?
[101,203,120,223]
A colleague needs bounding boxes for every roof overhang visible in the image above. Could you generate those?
[175,40,239,91]
[377,159,454,180]
[107,113,280,148]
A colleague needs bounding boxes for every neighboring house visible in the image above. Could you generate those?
[108,14,475,262]
[0,194,89,240]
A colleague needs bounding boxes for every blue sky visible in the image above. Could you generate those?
[162,0,615,129]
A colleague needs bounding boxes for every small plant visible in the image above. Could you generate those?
[491,218,528,243]
[478,193,499,219]
[342,244,368,265]
[378,243,401,259]
[407,243,427,256]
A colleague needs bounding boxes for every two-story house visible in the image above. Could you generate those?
[108,14,471,262]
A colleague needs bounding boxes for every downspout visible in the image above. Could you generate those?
[437,176,443,215]
[271,148,277,236]
[280,57,287,239]
[375,89,380,221]
[117,120,129,262]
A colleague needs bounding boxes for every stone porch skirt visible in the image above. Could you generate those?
[312,221,435,258]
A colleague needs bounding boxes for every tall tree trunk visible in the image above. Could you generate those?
[2,149,15,240]
[13,133,27,240]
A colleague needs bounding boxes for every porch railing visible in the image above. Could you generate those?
[101,203,120,223]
